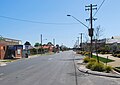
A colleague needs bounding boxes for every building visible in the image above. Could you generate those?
[0,36,23,59]
[105,36,120,52]
[82,36,120,52]
[42,45,54,52]
[0,43,6,59]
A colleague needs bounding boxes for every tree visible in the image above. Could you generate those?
[24,41,31,50]
[24,41,31,56]
[34,42,40,47]
[24,41,31,45]
[105,45,110,53]
[56,44,60,53]
[47,42,53,46]
[60,45,68,51]
[94,26,103,39]
[83,33,89,52]
[94,25,104,63]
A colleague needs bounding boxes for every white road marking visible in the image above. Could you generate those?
[48,58,53,60]
[0,63,7,66]
[0,73,4,80]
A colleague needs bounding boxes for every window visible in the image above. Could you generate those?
[17,49,21,55]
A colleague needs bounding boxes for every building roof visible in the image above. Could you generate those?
[106,36,120,44]
[0,37,22,45]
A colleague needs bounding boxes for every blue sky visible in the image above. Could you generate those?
[0,0,120,47]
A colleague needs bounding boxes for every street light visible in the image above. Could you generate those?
[67,15,89,29]
[67,14,93,58]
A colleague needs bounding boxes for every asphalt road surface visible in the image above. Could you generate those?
[0,51,120,85]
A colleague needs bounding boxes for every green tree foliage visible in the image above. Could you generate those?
[85,58,112,72]
[104,66,112,73]
[29,48,37,55]
[97,45,111,54]
[91,62,105,72]
[24,41,31,45]
[47,42,53,46]
[34,42,40,47]
[83,56,90,63]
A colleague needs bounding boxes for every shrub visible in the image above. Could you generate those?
[91,62,105,72]
[100,52,105,54]
[84,52,90,56]
[76,51,81,54]
[86,58,97,69]
[112,54,117,57]
[81,51,85,55]
[76,51,85,55]
[83,56,90,63]
[117,54,120,57]
[86,61,95,69]
[89,58,97,62]
[85,57,113,72]
[104,66,112,73]
[105,52,108,54]
[114,51,120,54]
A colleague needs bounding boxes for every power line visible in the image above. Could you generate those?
[0,15,79,25]
[93,0,106,17]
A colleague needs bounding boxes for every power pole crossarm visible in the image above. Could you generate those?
[85,4,97,58]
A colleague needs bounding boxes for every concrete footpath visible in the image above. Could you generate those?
[0,60,7,66]
[0,52,54,66]
[0,55,39,66]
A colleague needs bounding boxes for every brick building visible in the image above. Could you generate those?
[0,37,23,59]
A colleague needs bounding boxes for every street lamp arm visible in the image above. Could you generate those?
[67,15,89,29]
[43,39,47,41]
[71,16,89,29]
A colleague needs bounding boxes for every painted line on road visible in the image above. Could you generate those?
[0,63,7,67]
[0,73,4,76]
[48,58,53,60]
[25,65,34,70]
[0,73,4,80]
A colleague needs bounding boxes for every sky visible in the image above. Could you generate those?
[0,0,120,47]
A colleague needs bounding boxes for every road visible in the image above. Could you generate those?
[0,51,120,85]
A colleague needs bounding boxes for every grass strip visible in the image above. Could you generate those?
[1,60,13,62]
[92,55,114,63]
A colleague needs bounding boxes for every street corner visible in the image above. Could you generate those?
[88,70,120,78]
[77,63,120,78]
[76,59,84,64]
[77,64,90,73]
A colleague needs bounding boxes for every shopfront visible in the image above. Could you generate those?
[4,45,23,59]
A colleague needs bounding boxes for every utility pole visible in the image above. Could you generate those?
[77,37,79,48]
[41,34,42,54]
[53,38,55,46]
[85,4,97,58]
[80,33,83,51]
